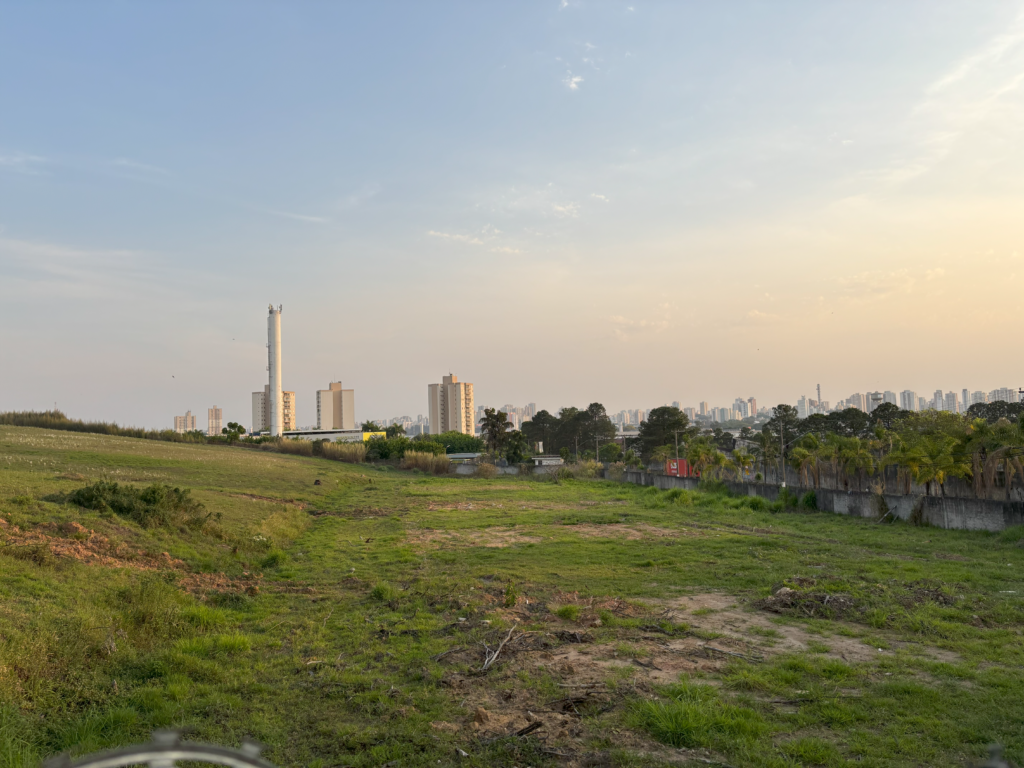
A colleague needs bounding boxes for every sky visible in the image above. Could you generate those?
[2,1,1024,429]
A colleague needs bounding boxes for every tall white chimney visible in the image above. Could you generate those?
[268,304,283,436]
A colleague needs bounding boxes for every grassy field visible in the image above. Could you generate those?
[1,425,1023,768]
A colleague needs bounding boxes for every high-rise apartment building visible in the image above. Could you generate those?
[316,382,355,430]
[252,386,295,432]
[207,406,222,436]
[918,396,927,411]
[944,391,960,414]
[847,393,866,411]
[747,397,757,416]
[883,391,897,406]
[174,411,196,433]
[962,389,970,411]
[971,391,987,406]
[933,390,944,410]
[797,396,811,419]
[699,401,710,416]
[428,374,475,435]
[900,390,918,412]
[683,407,696,420]
[733,398,749,418]
[989,387,1019,404]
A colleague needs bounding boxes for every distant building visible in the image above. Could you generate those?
[252,386,295,432]
[989,387,1019,404]
[971,391,987,406]
[900,390,917,412]
[683,407,696,420]
[883,391,897,406]
[428,374,475,435]
[207,406,222,436]
[747,397,757,417]
[847,393,866,411]
[932,390,944,411]
[944,391,960,414]
[797,396,810,419]
[174,411,196,434]
[699,401,710,416]
[918,396,927,411]
[316,382,355,430]
[734,398,749,418]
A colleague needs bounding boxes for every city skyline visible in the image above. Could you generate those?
[3,3,1024,427]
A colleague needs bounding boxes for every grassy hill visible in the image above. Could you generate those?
[1,425,1023,768]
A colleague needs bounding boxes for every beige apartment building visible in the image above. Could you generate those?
[173,411,196,434]
[252,386,295,433]
[316,382,355,430]
[428,374,475,435]
[208,406,223,436]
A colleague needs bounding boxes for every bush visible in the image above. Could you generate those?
[401,451,450,475]
[799,491,818,511]
[0,409,208,444]
[67,482,210,530]
[320,441,366,463]
[697,478,730,495]
[744,496,768,512]
[475,463,498,479]
[555,604,580,622]
[423,431,485,454]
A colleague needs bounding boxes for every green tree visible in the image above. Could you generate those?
[221,422,246,443]
[505,430,528,464]
[385,423,406,438]
[361,421,384,433]
[480,408,512,455]
[637,406,691,460]
[599,442,623,462]
[521,410,559,451]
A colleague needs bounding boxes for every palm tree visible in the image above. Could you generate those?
[731,448,754,481]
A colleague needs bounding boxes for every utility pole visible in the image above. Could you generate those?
[779,423,785,488]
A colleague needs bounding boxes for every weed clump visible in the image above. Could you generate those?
[67,482,211,530]
[629,682,768,750]
[401,451,450,475]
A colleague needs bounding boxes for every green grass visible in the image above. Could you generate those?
[1,425,1023,767]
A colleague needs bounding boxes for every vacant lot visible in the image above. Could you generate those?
[1,426,1023,768]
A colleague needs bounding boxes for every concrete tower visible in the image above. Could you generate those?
[268,305,283,437]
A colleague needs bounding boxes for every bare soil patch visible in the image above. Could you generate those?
[408,527,544,548]
[0,517,260,598]
[561,523,703,541]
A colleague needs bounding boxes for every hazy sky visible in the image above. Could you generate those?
[2,2,1024,428]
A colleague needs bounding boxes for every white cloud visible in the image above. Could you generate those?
[551,202,580,217]
[491,246,521,254]
[427,230,484,245]
[870,8,1024,184]
[0,237,166,300]
[591,193,610,202]
[564,72,583,90]
[0,153,47,175]
[113,158,170,175]
[269,210,328,223]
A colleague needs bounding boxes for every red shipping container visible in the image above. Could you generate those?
[665,459,697,477]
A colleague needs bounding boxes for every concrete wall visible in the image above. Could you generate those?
[619,471,1024,532]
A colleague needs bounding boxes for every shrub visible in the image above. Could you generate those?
[320,441,366,463]
[260,550,286,569]
[555,604,580,622]
[401,451,449,475]
[697,479,730,495]
[744,496,768,512]
[799,491,818,511]
[67,482,210,530]
[475,463,498,479]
